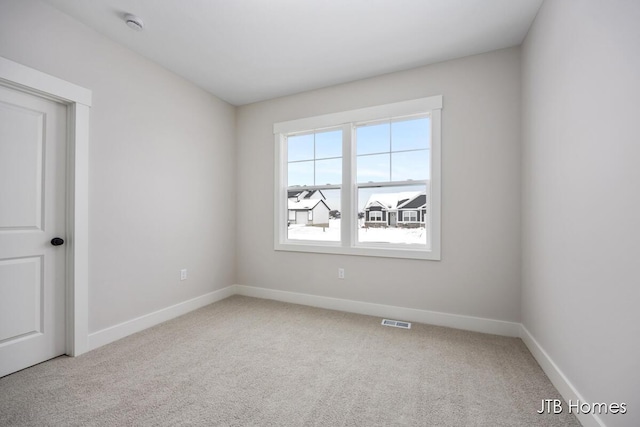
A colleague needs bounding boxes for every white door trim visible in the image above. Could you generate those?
[0,56,91,356]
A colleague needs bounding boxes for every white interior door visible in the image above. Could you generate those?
[0,84,67,377]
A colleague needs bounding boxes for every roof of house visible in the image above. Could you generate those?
[288,198,330,211]
[398,193,427,209]
[364,191,423,210]
[287,189,326,200]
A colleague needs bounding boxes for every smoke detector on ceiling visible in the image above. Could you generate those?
[124,14,144,31]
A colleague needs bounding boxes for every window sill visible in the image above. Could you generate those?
[274,241,440,260]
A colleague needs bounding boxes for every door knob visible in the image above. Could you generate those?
[51,237,64,246]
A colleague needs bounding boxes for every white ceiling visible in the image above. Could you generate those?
[43,0,543,106]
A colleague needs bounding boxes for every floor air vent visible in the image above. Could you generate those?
[381,319,412,329]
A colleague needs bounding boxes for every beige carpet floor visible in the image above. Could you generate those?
[0,295,580,426]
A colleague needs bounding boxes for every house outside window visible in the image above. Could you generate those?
[274,96,442,260]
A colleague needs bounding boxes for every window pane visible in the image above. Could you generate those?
[315,130,342,159]
[288,161,314,186]
[357,153,390,183]
[391,150,429,181]
[357,184,427,245]
[315,158,342,185]
[403,211,417,222]
[392,117,429,151]
[356,122,390,155]
[288,189,340,242]
[288,134,314,161]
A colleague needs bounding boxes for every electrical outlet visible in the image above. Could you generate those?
[180,269,187,280]
[338,268,345,279]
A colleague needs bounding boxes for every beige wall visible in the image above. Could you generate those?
[237,48,522,322]
[521,1,640,425]
[0,0,237,333]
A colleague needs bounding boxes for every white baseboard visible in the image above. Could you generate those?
[87,286,236,351]
[520,325,605,427]
[233,284,521,337]
[87,284,520,353]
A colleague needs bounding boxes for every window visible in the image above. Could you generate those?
[369,211,383,222]
[274,96,441,260]
[403,211,417,222]
[286,130,341,241]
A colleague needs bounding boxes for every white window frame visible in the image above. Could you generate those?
[274,95,442,260]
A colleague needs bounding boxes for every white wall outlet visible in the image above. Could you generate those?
[338,268,345,279]
[180,269,187,281]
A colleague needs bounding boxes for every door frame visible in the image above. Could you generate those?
[0,56,91,357]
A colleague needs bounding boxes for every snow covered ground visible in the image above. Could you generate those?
[287,219,427,245]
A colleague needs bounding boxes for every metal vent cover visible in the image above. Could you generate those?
[381,319,411,329]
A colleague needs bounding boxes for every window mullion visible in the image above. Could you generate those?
[341,123,352,247]
[389,119,392,182]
